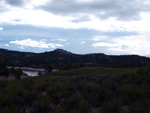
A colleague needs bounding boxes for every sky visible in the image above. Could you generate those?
[0,0,150,56]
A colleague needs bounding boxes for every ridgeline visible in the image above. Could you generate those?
[0,48,150,68]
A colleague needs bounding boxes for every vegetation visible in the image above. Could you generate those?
[1,48,150,112]
[1,48,150,68]
[38,71,42,76]
[15,68,23,79]
[0,60,9,77]
[0,66,150,113]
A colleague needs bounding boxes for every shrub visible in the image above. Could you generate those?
[15,68,23,79]
[102,100,121,113]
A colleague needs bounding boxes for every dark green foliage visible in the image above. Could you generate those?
[102,100,121,113]
[136,67,146,75]
[0,61,7,70]
[59,93,89,113]
[58,63,84,70]
[1,48,150,68]
[46,64,53,72]
[130,99,150,113]
[0,60,9,76]
[38,71,42,76]
[11,66,15,74]
[32,95,51,113]
[0,67,150,113]
[15,68,23,79]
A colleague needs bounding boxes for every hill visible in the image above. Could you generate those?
[0,48,37,66]
[0,48,150,68]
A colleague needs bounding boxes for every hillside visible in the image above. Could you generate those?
[0,48,150,68]
[0,48,37,66]
[0,67,150,113]
[1,48,150,113]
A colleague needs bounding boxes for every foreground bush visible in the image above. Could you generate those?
[0,67,150,113]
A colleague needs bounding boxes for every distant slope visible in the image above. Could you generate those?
[0,48,37,58]
[0,48,37,66]
[0,48,150,68]
[26,49,83,67]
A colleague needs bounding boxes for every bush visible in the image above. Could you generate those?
[136,68,145,75]
[102,100,121,113]
[15,68,23,79]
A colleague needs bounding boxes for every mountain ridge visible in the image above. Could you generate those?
[0,48,150,68]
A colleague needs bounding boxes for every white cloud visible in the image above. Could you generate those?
[92,34,150,55]
[92,36,109,41]
[0,27,3,30]
[4,44,9,47]
[31,0,49,6]
[0,0,150,33]
[50,38,67,42]
[1,5,150,32]
[10,39,64,48]
[92,42,118,47]
[39,0,150,21]
[57,38,67,42]
[80,41,85,45]
[20,46,25,49]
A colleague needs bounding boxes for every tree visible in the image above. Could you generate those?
[11,66,15,74]
[0,61,9,76]
[38,71,42,76]
[0,61,7,70]
[46,64,53,73]
[15,68,23,79]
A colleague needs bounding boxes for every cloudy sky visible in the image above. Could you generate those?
[0,0,150,56]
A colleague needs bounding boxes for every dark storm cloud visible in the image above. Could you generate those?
[39,0,150,21]
[0,0,10,12]
[5,0,24,6]
[0,0,27,13]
